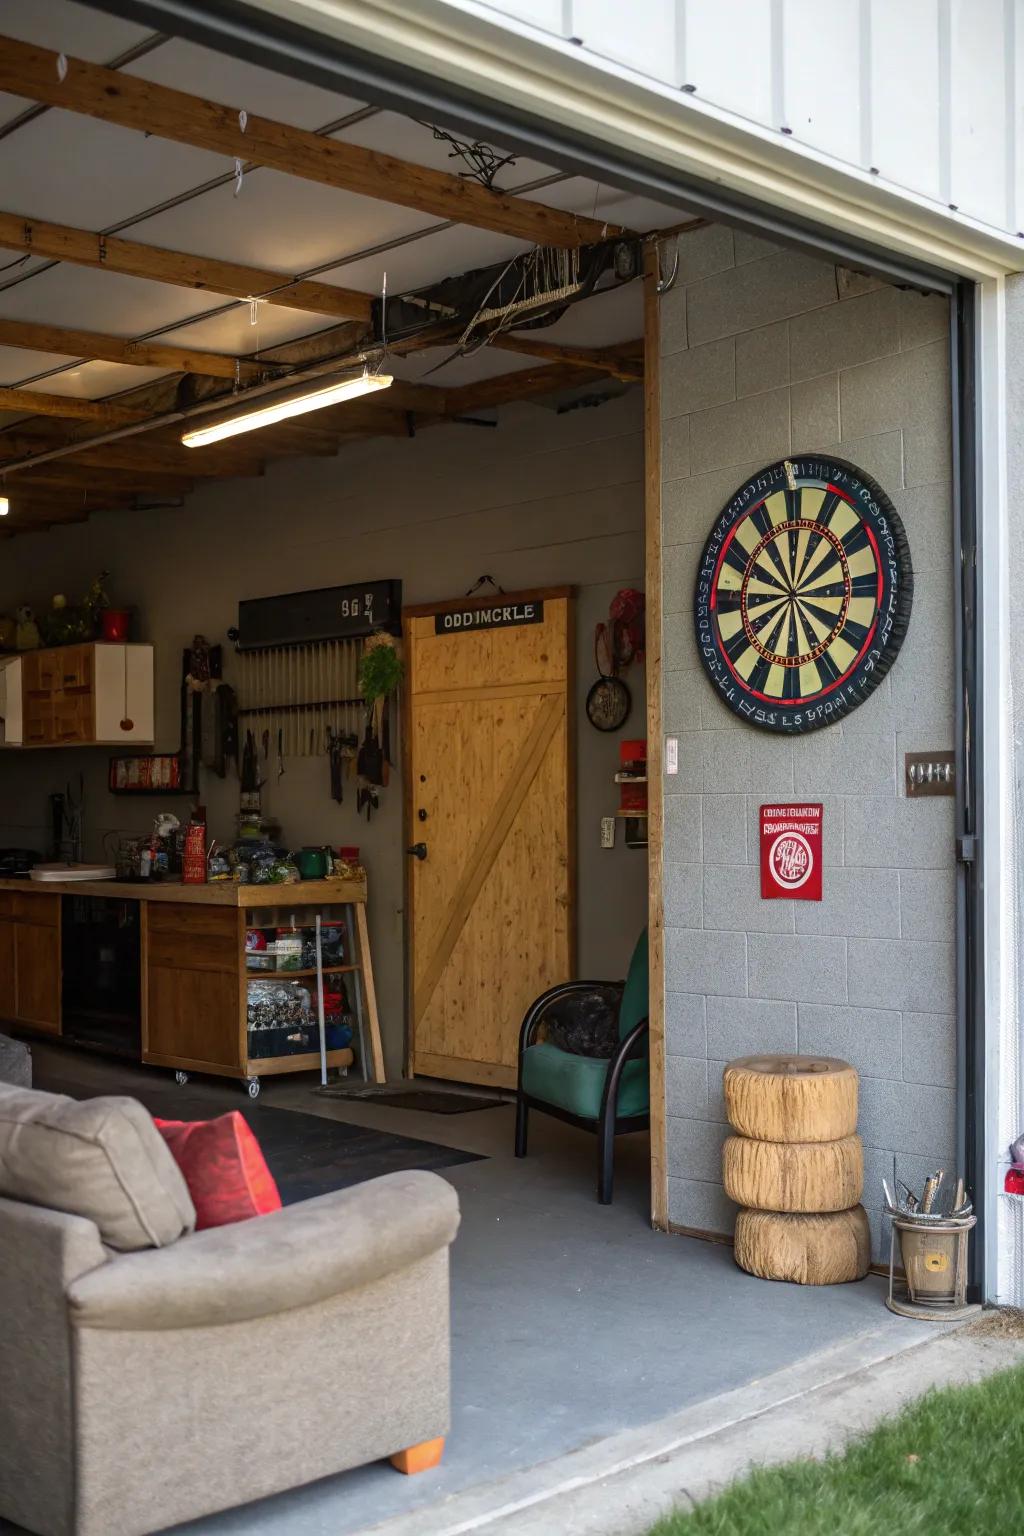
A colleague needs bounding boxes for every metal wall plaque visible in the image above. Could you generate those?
[694,456,913,733]
[905,751,955,796]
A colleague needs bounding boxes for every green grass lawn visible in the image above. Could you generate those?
[650,1360,1024,1536]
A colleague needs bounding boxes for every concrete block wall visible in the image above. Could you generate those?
[658,225,956,1259]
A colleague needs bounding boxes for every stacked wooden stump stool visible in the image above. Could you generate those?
[723,1055,870,1285]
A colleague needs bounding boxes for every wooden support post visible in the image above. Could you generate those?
[643,241,668,1233]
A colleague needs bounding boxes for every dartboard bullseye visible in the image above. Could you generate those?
[694,456,913,733]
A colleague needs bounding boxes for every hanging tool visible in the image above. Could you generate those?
[277,727,285,783]
[64,774,84,864]
[327,727,344,803]
[48,792,65,862]
[920,1171,944,1214]
[261,728,270,762]
[210,683,237,779]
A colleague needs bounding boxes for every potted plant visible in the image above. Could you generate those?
[83,570,131,641]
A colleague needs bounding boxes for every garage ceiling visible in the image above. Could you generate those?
[0,0,684,535]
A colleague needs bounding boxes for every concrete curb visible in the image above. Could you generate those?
[362,1318,1024,1536]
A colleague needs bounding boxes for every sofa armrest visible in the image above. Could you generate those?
[67,1169,460,1331]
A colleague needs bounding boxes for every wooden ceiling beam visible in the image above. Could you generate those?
[73,442,262,479]
[308,403,412,438]
[0,211,372,322]
[256,322,372,370]
[12,466,194,496]
[0,386,151,425]
[444,362,607,415]
[0,316,263,380]
[2,508,92,535]
[0,432,252,480]
[0,37,622,249]
[489,334,644,381]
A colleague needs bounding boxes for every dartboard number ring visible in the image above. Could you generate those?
[694,456,913,734]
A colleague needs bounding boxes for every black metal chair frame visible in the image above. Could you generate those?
[514,979,650,1205]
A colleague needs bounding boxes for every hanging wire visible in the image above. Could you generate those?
[656,241,680,294]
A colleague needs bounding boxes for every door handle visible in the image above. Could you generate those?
[406,842,428,861]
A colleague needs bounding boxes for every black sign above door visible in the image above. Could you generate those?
[433,600,545,635]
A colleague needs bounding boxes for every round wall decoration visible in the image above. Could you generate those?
[693,456,913,733]
[586,674,631,732]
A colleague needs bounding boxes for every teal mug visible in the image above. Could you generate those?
[296,846,331,880]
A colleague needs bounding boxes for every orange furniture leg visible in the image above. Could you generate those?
[389,1438,445,1475]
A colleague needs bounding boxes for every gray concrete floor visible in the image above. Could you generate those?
[18,1048,918,1535]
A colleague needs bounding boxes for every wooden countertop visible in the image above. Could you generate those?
[0,876,367,906]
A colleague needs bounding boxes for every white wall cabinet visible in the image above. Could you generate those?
[0,643,154,748]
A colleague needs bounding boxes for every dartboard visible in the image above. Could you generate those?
[694,456,913,733]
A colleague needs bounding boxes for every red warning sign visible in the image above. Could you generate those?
[760,804,823,901]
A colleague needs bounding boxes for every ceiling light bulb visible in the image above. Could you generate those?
[181,372,393,448]
[0,497,9,516]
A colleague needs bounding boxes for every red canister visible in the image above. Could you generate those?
[181,820,207,883]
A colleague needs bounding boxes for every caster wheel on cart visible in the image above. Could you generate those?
[245,1077,261,1100]
[174,1071,189,1086]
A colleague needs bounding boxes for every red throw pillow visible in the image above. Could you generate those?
[153,1112,282,1229]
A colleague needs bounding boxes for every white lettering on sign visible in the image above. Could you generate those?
[433,600,544,635]
[760,802,824,901]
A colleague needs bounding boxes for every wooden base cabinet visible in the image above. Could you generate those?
[0,892,62,1033]
[0,878,382,1096]
[141,885,380,1097]
[143,904,243,1074]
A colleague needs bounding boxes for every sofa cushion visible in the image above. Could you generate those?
[154,1113,282,1229]
[0,1085,195,1250]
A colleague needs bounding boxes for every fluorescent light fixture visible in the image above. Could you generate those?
[0,496,8,516]
[181,371,393,448]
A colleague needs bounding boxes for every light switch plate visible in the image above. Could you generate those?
[600,816,616,848]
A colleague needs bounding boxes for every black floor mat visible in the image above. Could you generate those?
[37,1069,483,1204]
[314,1087,509,1115]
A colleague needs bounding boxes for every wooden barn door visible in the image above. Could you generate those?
[404,588,574,1088]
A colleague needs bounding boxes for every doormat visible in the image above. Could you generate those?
[239,1106,483,1204]
[39,1066,482,1205]
[315,1085,510,1115]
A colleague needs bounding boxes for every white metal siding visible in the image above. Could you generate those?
[781,0,862,164]
[460,0,1024,237]
[868,0,943,204]
[682,0,774,124]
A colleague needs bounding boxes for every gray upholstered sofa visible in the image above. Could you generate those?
[0,1084,461,1536]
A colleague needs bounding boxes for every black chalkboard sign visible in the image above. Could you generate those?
[433,600,544,635]
[234,580,402,649]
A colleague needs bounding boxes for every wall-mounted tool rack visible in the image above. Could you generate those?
[235,639,365,757]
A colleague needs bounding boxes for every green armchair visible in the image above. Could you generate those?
[514,931,649,1204]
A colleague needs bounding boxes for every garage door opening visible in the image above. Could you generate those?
[0,5,974,1535]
